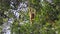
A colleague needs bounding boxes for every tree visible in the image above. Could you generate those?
[0,0,60,34]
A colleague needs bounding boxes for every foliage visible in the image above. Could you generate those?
[0,0,60,34]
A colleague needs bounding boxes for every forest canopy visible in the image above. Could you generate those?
[0,0,60,34]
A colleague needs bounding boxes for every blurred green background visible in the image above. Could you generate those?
[0,0,60,34]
